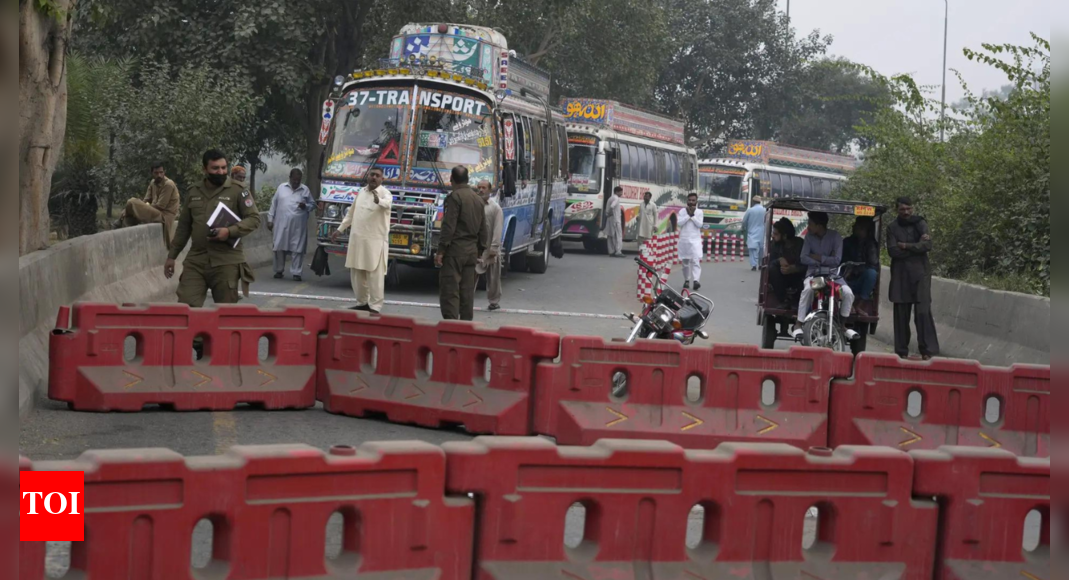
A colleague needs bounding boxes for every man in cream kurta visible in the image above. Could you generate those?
[332,169,392,313]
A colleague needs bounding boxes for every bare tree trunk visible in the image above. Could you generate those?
[19,0,74,255]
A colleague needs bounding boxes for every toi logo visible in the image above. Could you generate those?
[20,472,85,542]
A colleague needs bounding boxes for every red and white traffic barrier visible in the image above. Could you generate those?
[636,232,747,299]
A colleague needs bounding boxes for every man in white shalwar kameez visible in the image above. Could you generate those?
[332,168,392,313]
[268,168,316,281]
[637,191,658,244]
[677,192,705,291]
[603,186,625,257]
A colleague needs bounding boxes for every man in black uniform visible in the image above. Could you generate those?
[886,196,939,359]
[436,166,488,321]
[165,149,261,307]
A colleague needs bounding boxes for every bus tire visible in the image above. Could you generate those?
[527,226,551,274]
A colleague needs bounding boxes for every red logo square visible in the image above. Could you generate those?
[20,472,85,542]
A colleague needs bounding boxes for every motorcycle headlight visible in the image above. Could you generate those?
[810,277,827,290]
[325,203,341,220]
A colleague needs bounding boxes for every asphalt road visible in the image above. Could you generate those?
[20,240,894,462]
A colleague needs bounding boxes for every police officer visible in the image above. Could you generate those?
[165,149,261,309]
[435,166,488,321]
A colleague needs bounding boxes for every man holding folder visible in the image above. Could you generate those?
[165,149,261,308]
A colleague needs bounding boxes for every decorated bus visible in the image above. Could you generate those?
[697,140,862,231]
[561,99,698,253]
[316,23,567,282]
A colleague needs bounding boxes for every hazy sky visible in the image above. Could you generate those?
[779,0,1050,104]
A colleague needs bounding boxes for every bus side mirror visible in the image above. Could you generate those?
[596,151,606,170]
[502,163,517,198]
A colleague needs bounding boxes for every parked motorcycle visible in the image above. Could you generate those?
[797,261,864,353]
[626,258,713,345]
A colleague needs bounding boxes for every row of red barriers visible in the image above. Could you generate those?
[18,440,1051,579]
[49,304,1051,457]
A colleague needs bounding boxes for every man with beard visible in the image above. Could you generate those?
[887,197,940,359]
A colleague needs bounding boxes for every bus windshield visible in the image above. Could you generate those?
[699,165,746,201]
[567,135,599,194]
[411,88,496,187]
[323,86,410,183]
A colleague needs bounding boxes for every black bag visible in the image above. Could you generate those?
[311,246,331,277]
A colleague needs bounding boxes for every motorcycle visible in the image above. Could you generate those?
[626,258,713,345]
[797,261,864,352]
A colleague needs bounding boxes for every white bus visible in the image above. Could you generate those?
[561,99,698,253]
[697,140,860,232]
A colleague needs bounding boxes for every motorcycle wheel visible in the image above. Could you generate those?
[801,312,848,352]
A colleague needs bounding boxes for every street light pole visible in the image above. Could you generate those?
[786,0,790,20]
[940,0,948,141]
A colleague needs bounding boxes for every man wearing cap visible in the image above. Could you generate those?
[741,196,766,271]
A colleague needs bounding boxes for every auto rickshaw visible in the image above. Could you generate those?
[756,197,887,355]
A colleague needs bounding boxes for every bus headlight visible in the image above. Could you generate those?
[325,203,342,220]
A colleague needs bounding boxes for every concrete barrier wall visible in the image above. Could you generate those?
[875,266,1049,367]
[18,223,274,417]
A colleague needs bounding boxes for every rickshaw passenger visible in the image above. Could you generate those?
[843,217,880,300]
[768,217,805,306]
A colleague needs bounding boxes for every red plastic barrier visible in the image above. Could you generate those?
[829,353,1050,457]
[19,443,473,580]
[317,311,560,435]
[445,437,938,579]
[532,337,853,448]
[912,447,1050,579]
[49,303,328,411]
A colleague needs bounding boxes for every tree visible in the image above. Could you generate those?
[20,0,76,254]
[654,0,831,152]
[841,35,1049,296]
[773,58,892,152]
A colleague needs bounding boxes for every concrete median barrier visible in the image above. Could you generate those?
[19,223,275,418]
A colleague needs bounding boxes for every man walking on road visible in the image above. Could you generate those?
[742,196,766,271]
[119,163,181,245]
[887,197,940,360]
[436,166,488,321]
[268,168,316,281]
[165,150,261,307]
[475,180,504,311]
[637,191,658,245]
[603,186,625,257]
[332,168,392,313]
[677,192,704,291]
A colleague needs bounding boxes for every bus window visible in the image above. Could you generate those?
[669,155,679,186]
[769,172,782,197]
[639,147,650,182]
[514,116,528,181]
[533,120,545,179]
[620,144,632,180]
[791,175,808,197]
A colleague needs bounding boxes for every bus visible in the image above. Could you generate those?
[316,23,567,282]
[697,140,861,231]
[561,99,698,253]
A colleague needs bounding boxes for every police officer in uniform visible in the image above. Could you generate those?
[165,149,261,309]
[435,166,488,321]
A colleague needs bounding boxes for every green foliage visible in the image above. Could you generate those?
[841,35,1049,296]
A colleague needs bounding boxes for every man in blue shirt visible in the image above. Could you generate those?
[791,211,859,340]
[741,196,766,271]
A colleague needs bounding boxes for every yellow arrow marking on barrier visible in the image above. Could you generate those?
[404,385,425,400]
[756,415,779,435]
[1020,571,1043,580]
[191,371,212,389]
[979,432,1002,449]
[463,389,483,409]
[681,412,704,432]
[349,375,369,395]
[257,369,276,387]
[898,427,923,448]
[605,407,629,428]
[122,371,143,390]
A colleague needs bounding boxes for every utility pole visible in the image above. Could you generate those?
[786,0,790,20]
[940,0,948,141]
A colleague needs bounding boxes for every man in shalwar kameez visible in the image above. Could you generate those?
[677,192,705,291]
[268,168,316,281]
[332,168,393,313]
